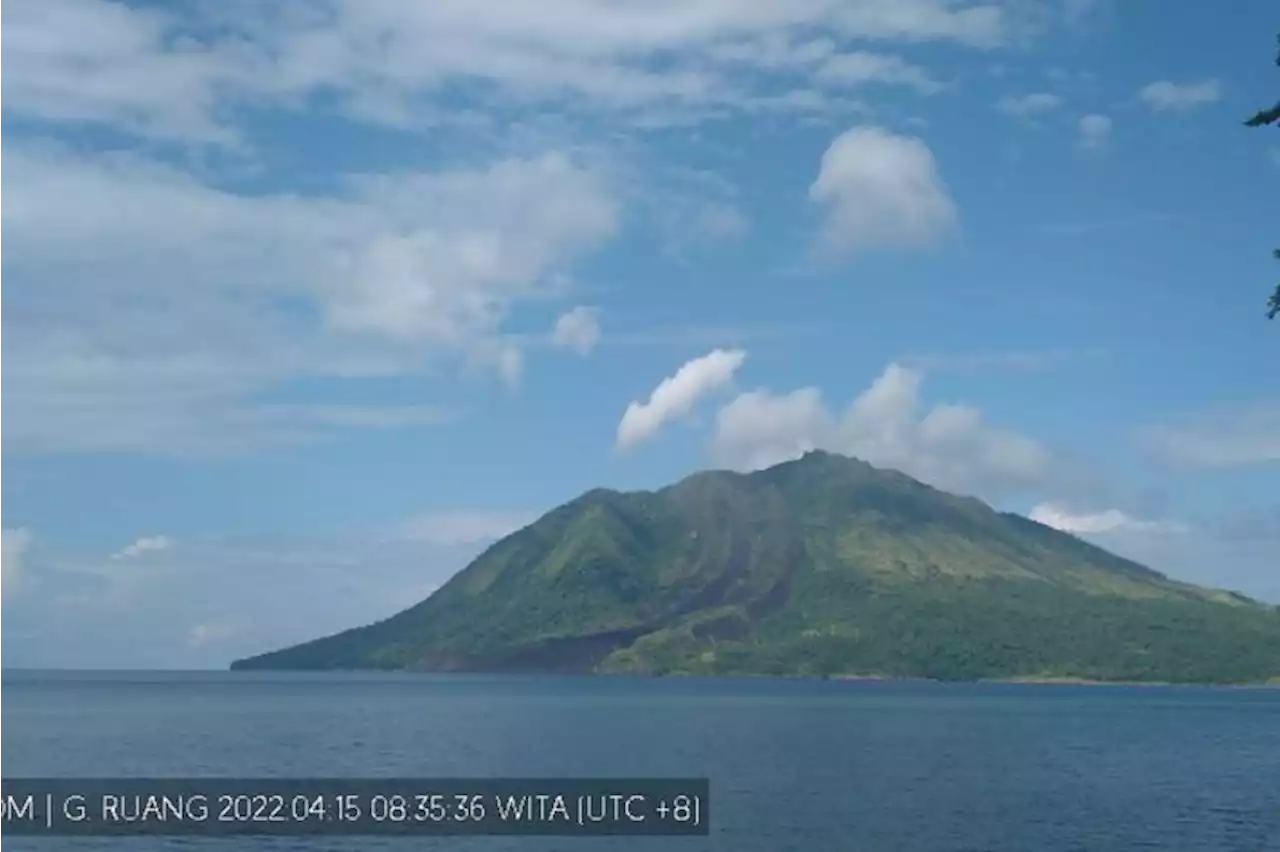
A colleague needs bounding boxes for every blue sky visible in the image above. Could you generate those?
[2,0,1277,668]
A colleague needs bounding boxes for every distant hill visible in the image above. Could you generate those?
[232,451,1280,683]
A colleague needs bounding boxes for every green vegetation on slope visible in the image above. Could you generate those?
[232,451,1280,683]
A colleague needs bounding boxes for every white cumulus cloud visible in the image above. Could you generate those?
[551,306,602,355]
[1138,79,1221,112]
[1028,503,1187,535]
[3,144,617,455]
[710,363,1049,499]
[322,155,618,343]
[1077,113,1111,149]
[3,529,34,595]
[809,125,957,258]
[618,348,747,450]
[112,535,173,560]
[712,388,834,472]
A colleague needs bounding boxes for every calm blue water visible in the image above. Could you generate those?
[3,671,1278,851]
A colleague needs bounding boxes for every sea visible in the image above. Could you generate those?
[2,670,1278,851]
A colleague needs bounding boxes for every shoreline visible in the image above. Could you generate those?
[218,666,1280,688]
[11,667,1278,688]
[983,676,1280,688]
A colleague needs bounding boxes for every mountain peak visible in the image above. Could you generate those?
[794,448,859,465]
[233,459,1280,683]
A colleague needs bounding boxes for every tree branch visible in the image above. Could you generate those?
[1244,102,1280,127]
[1270,252,1280,321]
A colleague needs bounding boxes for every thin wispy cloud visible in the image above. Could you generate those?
[899,349,1106,374]
[1141,402,1280,469]
[994,92,1063,116]
[1037,213,1180,235]
[393,511,538,546]
[2,0,1015,141]
[3,529,34,596]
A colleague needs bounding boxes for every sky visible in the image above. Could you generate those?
[1,0,1277,668]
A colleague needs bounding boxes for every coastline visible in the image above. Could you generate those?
[223,667,1280,688]
[984,675,1279,688]
[628,669,1280,688]
[642,670,1280,688]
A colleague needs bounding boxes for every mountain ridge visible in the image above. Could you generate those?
[232,451,1279,683]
